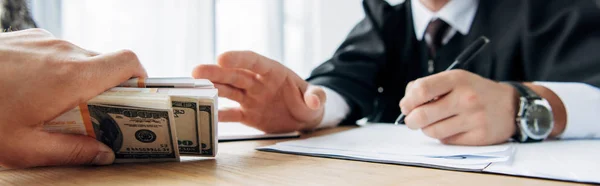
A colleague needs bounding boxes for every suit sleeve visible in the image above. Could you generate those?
[306,0,392,124]
[522,0,600,87]
[523,1,600,139]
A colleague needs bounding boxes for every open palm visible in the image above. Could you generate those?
[193,51,326,133]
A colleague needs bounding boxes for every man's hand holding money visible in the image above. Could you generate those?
[0,29,147,168]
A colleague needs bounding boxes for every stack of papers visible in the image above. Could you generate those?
[259,124,600,184]
[259,124,513,171]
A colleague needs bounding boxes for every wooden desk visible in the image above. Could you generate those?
[0,127,590,186]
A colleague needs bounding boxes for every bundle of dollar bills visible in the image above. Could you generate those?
[44,78,218,163]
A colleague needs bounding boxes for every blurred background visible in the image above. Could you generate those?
[30,0,403,78]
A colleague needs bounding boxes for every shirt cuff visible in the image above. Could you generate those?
[316,86,351,129]
[534,82,600,139]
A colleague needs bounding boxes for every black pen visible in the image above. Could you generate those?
[394,36,490,125]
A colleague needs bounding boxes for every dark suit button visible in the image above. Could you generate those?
[428,60,434,74]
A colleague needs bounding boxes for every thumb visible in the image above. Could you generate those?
[304,85,327,110]
[10,131,115,168]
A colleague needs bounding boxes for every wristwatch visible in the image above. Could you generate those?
[505,82,554,143]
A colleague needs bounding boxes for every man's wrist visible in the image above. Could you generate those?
[523,83,567,138]
[499,82,520,139]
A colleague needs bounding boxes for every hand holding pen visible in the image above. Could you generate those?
[395,36,490,125]
[396,36,521,145]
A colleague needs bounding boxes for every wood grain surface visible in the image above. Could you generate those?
[0,126,590,186]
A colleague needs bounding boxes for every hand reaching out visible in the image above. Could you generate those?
[193,51,326,133]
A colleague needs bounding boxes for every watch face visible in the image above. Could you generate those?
[524,103,553,137]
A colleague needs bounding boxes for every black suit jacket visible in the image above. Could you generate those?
[307,0,600,124]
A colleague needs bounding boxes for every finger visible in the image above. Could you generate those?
[304,85,326,110]
[6,28,54,37]
[405,81,414,94]
[214,83,246,103]
[192,64,262,92]
[50,39,99,57]
[83,49,101,57]
[47,50,147,117]
[2,130,114,168]
[27,38,97,59]
[400,70,467,114]
[219,107,244,122]
[217,51,284,77]
[421,116,473,141]
[81,50,148,90]
[26,28,55,37]
[77,50,148,99]
[89,49,148,78]
[404,91,459,130]
[398,81,415,114]
[282,78,323,122]
[68,44,99,58]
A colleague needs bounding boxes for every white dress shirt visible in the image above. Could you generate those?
[317,0,600,139]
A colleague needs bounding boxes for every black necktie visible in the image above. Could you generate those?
[425,18,450,73]
[425,18,450,57]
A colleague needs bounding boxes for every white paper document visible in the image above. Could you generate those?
[258,124,600,184]
[485,140,600,184]
[259,124,513,171]
[219,122,300,141]
[217,98,300,142]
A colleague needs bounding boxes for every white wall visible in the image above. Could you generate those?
[216,0,284,62]
[284,0,405,78]
[30,0,62,36]
[60,0,215,77]
[31,0,407,78]
[283,0,365,78]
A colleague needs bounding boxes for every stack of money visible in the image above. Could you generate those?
[44,78,218,163]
